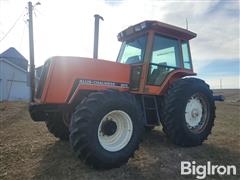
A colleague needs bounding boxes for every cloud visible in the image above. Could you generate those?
[103,0,124,6]
[0,0,238,88]
[156,1,239,64]
[1,0,238,65]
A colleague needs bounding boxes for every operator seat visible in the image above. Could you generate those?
[126,56,141,64]
[148,64,169,85]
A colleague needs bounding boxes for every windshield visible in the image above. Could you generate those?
[117,34,147,64]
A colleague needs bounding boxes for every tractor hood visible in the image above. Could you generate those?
[36,56,131,104]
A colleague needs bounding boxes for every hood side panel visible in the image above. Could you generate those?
[43,57,130,103]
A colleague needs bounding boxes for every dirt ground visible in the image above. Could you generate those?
[0,89,239,180]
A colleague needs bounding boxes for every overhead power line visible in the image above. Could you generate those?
[0,10,25,43]
[19,22,26,49]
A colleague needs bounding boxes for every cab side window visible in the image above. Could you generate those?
[118,35,147,64]
[181,41,192,69]
[147,34,180,85]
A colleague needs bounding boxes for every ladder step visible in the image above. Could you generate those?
[141,95,161,125]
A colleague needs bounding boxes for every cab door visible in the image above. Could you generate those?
[143,33,183,94]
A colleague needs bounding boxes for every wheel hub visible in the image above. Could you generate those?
[101,119,117,136]
[185,93,208,132]
[191,109,199,118]
[98,110,133,152]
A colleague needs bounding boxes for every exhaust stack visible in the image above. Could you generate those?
[93,14,104,59]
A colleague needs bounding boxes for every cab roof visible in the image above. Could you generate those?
[118,20,197,41]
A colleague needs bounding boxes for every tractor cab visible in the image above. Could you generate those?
[117,21,197,94]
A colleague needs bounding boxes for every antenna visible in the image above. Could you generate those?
[186,18,188,30]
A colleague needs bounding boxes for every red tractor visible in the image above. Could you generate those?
[29,20,217,169]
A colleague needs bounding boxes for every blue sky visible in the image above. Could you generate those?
[199,59,239,77]
[0,0,239,88]
[197,59,239,89]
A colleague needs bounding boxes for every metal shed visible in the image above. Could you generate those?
[0,47,30,101]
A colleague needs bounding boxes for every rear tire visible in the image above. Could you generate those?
[162,78,215,147]
[69,90,144,169]
[145,126,155,132]
[46,113,69,141]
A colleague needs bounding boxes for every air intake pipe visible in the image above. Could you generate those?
[93,14,104,59]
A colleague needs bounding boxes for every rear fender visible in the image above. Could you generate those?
[143,69,196,95]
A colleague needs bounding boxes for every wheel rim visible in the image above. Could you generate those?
[98,110,133,152]
[185,93,209,133]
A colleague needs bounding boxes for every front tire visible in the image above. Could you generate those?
[69,90,144,169]
[45,113,69,141]
[162,78,215,147]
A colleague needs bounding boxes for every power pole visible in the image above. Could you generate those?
[28,1,35,102]
[220,78,222,89]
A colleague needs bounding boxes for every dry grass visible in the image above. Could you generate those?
[0,89,239,180]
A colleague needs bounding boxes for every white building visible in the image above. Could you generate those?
[0,47,30,101]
